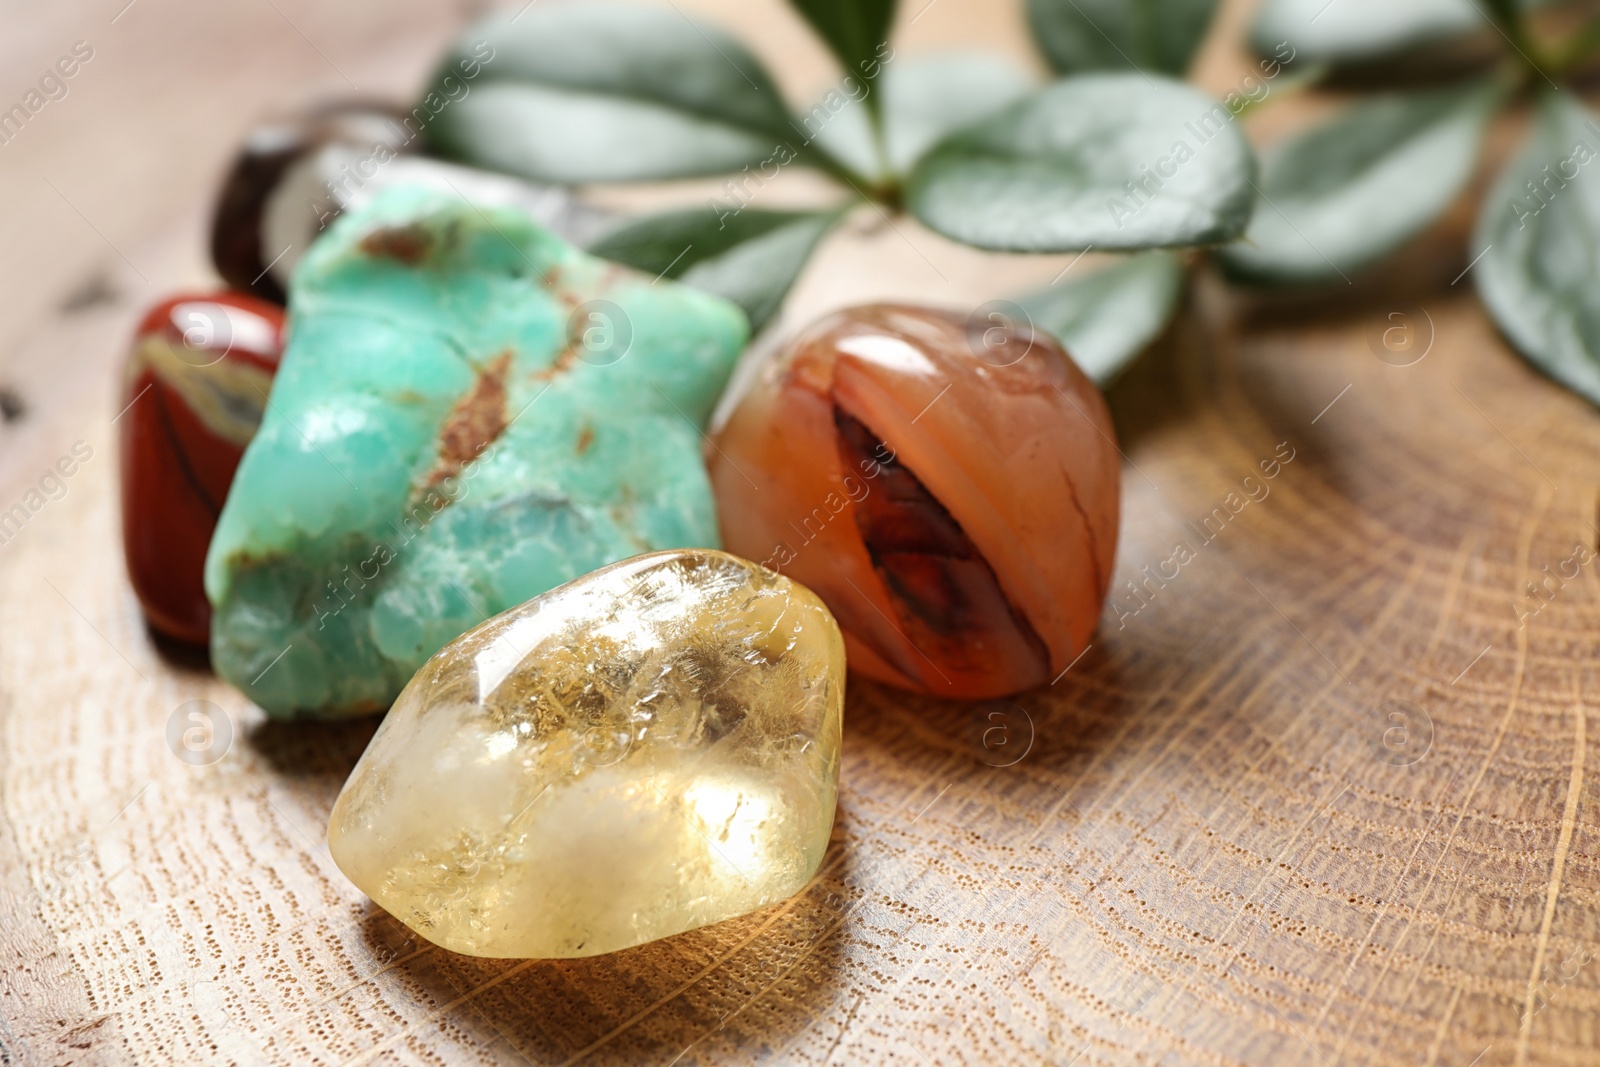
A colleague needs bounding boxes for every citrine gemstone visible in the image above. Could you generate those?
[709,303,1121,700]
[120,292,284,645]
[327,549,845,959]
[205,185,747,718]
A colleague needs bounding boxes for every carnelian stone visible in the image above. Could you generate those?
[120,292,284,645]
[709,304,1121,700]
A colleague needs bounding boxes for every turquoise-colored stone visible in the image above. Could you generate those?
[205,185,748,718]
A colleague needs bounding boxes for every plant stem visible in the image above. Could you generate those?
[835,167,903,214]
[1483,0,1557,83]
[873,179,904,214]
[788,133,905,213]
[1232,61,1329,119]
[793,141,879,197]
[863,94,894,186]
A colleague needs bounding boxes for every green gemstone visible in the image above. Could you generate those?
[205,185,748,718]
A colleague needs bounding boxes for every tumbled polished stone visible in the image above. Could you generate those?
[121,292,284,645]
[206,184,748,718]
[211,103,414,303]
[210,102,610,305]
[710,304,1120,700]
[327,549,844,959]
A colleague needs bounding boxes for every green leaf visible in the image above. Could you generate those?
[1474,92,1600,407]
[1027,0,1220,76]
[679,217,838,333]
[803,52,1033,181]
[588,207,843,333]
[1250,0,1553,65]
[1252,0,1478,64]
[1217,83,1499,286]
[1016,252,1185,383]
[788,0,897,91]
[906,74,1257,253]
[426,3,795,183]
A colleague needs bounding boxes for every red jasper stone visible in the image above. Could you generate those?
[709,304,1121,700]
[120,292,284,645]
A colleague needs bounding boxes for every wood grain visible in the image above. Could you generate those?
[3,1,1599,1064]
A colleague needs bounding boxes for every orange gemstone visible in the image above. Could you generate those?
[709,304,1120,699]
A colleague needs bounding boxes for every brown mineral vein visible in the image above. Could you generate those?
[534,343,582,382]
[358,223,433,265]
[417,351,511,495]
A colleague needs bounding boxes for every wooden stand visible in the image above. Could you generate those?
[1,1,1595,1064]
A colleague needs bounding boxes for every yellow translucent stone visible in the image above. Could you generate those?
[327,549,845,958]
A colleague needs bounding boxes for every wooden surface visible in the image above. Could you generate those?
[4,1,1600,1064]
